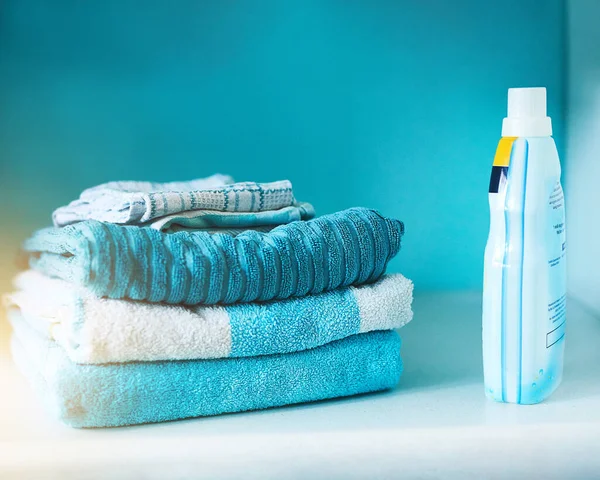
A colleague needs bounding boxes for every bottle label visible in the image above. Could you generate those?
[546,182,566,348]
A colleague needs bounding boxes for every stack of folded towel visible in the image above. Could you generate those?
[5,175,413,428]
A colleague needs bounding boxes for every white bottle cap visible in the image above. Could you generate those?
[501,87,552,137]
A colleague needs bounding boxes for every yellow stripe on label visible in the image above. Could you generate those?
[493,137,517,167]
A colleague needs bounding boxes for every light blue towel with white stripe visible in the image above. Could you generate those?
[6,270,413,364]
[52,174,309,228]
[24,208,404,305]
[10,311,403,428]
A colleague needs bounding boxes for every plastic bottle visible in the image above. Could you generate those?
[483,87,566,404]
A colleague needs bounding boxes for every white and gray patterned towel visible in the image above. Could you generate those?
[52,174,300,227]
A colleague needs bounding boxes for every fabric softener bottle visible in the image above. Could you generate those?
[483,87,566,404]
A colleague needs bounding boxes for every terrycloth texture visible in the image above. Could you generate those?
[9,311,403,428]
[6,270,413,363]
[24,208,404,305]
[151,202,315,233]
[53,174,299,227]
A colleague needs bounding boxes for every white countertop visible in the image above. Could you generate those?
[1,292,599,479]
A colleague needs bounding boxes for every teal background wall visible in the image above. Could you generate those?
[565,0,600,315]
[0,0,565,291]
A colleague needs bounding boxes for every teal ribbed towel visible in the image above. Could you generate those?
[23,208,404,305]
[10,312,403,428]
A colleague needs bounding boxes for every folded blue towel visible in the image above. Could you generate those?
[52,175,299,226]
[10,312,403,428]
[7,271,413,363]
[151,202,315,233]
[24,208,404,305]
[51,174,316,233]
